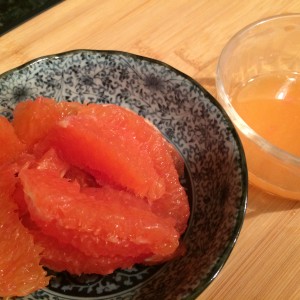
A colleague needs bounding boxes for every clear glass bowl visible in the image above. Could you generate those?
[216,14,300,200]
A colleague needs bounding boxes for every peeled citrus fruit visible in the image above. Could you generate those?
[47,114,166,200]
[77,105,189,232]
[0,164,49,297]
[20,167,179,259]
[33,231,139,275]
[0,97,190,296]
[12,97,61,148]
[12,97,81,149]
[0,116,25,165]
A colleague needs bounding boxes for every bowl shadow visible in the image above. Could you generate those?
[246,184,300,219]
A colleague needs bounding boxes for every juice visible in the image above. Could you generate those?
[231,72,300,157]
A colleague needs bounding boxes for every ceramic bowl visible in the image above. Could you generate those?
[0,50,247,300]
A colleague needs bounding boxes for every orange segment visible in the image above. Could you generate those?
[150,180,189,234]
[11,149,68,219]
[36,148,69,177]
[0,98,189,288]
[79,104,185,175]
[19,168,179,260]
[33,231,141,275]
[0,116,25,165]
[0,164,49,297]
[77,105,189,232]
[48,113,165,200]
[81,186,150,211]
[12,97,83,149]
[78,104,190,233]
[13,97,61,148]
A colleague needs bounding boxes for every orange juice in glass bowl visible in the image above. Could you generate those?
[216,14,300,200]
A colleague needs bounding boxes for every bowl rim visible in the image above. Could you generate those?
[216,13,300,166]
[0,49,248,299]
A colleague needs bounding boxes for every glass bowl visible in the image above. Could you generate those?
[216,14,300,200]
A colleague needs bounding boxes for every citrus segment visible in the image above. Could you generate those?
[0,162,18,195]
[56,101,83,117]
[20,168,179,259]
[36,148,69,177]
[151,181,189,234]
[12,97,82,149]
[81,185,150,211]
[0,164,48,297]
[12,97,61,148]
[12,149,68,218]
[76,104,189,231]
[33,231,141,275]
[79,104,185,175]
[0,116,25,165]
[0,98,190,287]
[48,114,165,200]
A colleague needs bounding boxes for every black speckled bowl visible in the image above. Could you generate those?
[0,50,247,300]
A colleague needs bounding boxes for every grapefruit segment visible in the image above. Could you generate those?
[33,231,142,275]
[79,104,185,175]
[12,97,61,148]
[76,104,189,232]
[20,168,179,259]
[47,114,165,200]
[56,101,83,117]
[0,98,190,288]
[0,116,25,165]
[10,153,35,217]
[150,181,189,234]
[0,164,49,297]
[12,149,68,218]
[36,148,69,177]
[81,186,150,211]
[12,97,82,149]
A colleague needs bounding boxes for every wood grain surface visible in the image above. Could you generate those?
[0,1,299,299]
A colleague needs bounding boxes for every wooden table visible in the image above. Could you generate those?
[1,1,299,299]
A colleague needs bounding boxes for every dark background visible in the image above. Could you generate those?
[0,0,63,36]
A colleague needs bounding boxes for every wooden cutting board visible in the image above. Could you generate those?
[0,1,299,299]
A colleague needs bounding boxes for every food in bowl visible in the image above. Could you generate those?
[0,50,247,299]
[0,97,189,297]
